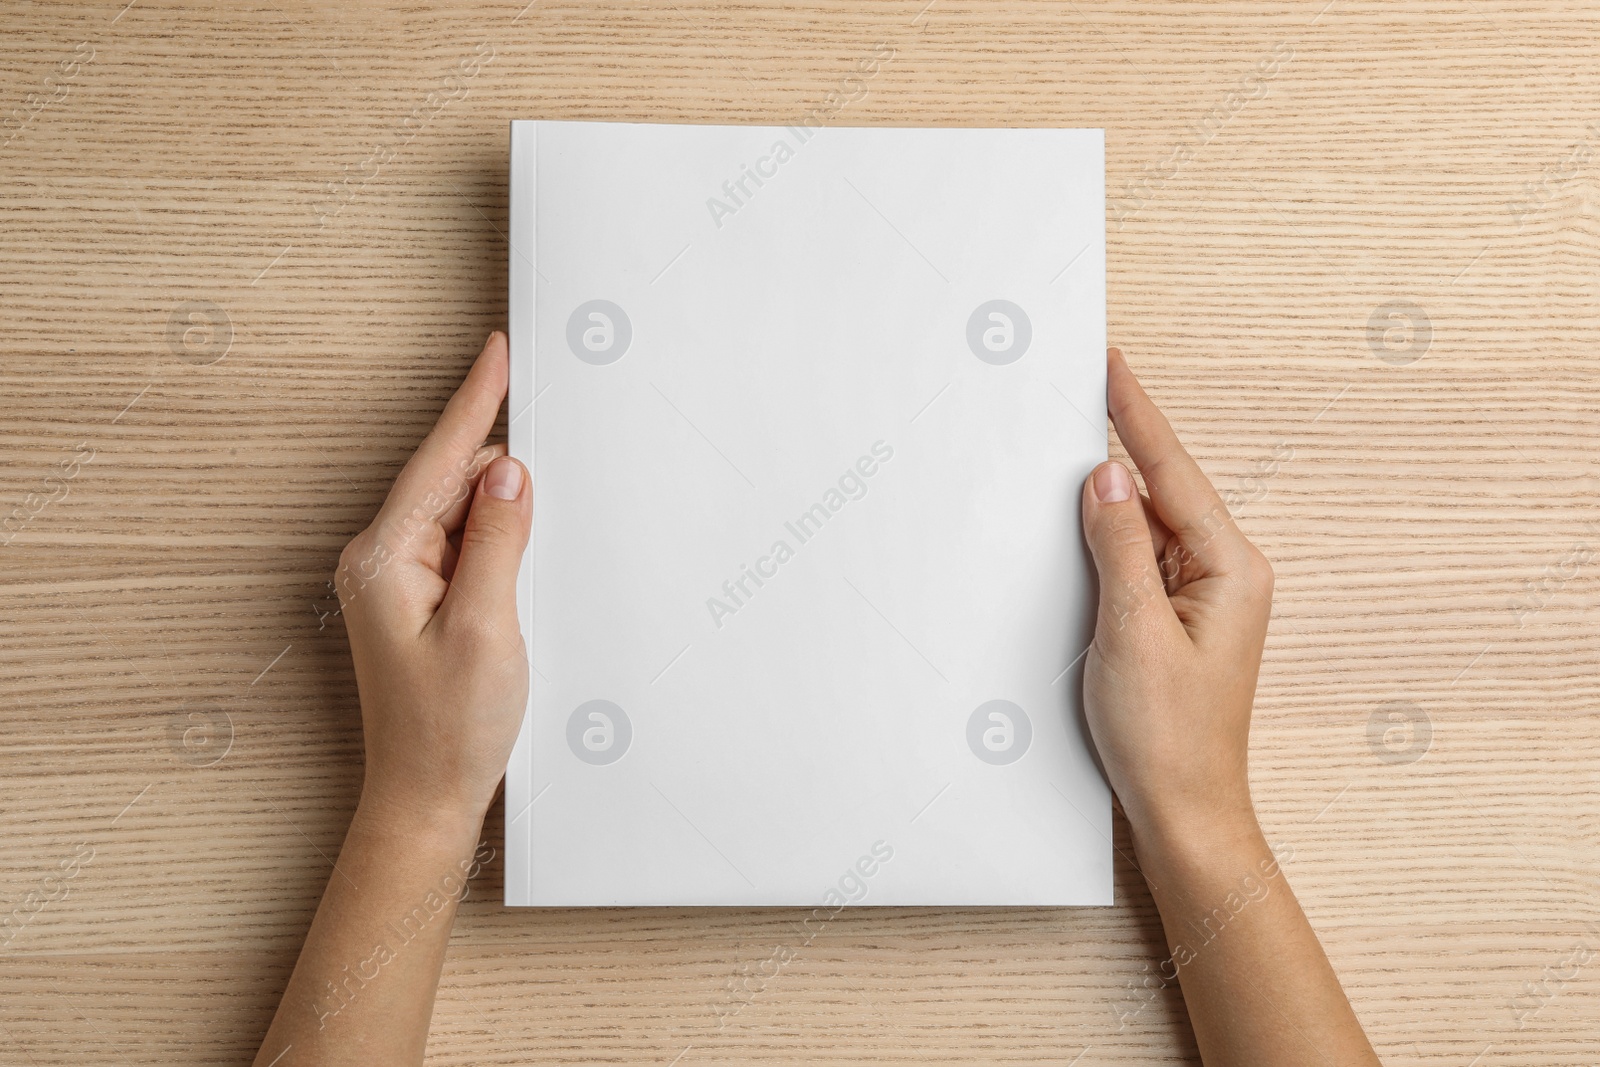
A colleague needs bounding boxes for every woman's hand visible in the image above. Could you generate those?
[1080,346,1274,846]
[335,331,531,830]
[255,332,532,1067]
[1078,348,1381,1066]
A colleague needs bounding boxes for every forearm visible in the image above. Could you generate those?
[1131,809,1381,1067]
[254,796,490,1067]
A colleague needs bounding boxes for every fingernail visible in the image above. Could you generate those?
[1093,461,1133,503]
[484,456,523,500]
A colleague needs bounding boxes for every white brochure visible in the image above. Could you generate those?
[507,120,1109,906]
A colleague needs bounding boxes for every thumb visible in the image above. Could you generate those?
[438,455,531,640]
[1081,461,1168,636]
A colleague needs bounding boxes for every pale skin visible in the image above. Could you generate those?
[1083,348,1382,1065]
[253,333,531,1066]
[254,335,1381,1066]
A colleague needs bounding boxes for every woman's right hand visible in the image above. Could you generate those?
[1079,347,1275,847]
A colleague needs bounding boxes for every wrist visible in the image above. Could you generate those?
[1126,793,1263,875]
[353,785,487,857]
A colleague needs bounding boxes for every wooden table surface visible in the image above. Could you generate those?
[3,1,1598,1063]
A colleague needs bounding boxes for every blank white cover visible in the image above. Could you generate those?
[507,120,1109,906]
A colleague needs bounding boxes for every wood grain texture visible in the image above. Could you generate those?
[2,0,1598,1063]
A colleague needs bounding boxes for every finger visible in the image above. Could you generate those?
[375,332,509,539]
[440,536,461,584]
[434,456,532,646]
[386,448,499,583]
[1139,492,1192,593]
[1107,347,1252,575]
[436,442,507,533]
[1139,492,1174,569]
[1081,460,1178,638]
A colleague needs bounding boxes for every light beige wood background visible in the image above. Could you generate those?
[3,0,1598,1063]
